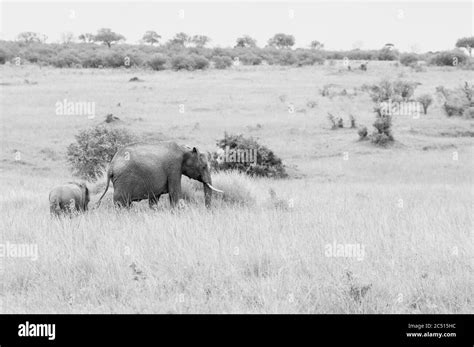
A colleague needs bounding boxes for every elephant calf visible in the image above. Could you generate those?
[49,182,90,216]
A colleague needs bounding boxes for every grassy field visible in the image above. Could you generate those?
[0,61,473,313]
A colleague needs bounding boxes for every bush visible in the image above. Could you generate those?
[370,132,392,146]
[81,52,104,68]
[0,48,10,64]
[170,53,209,70]
[102,51,124,68]
[51,51,81,68]
[443,103,465,117]
[66,125,136,180]
[327,113,337,129]
[191,54,210,70]
[463,107,474,119]
[429,50,468,66]
[148,54,168,70]
[436,83,473,117]
[393,80,417,100]
[378,48,399,61]
[209,133,287,178]
[368,79,395,103]
[237,52,262,65]
[358,126,368,140]
[170,54,195,70]
[416,94,433,114]
[212,56,233,69]
[400,53,418,66]
[370,114,394,146]
[295,50,324,66]
[280,51,297,66]
[368,79,418,103]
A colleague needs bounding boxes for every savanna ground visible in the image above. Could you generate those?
[0,61,472,313]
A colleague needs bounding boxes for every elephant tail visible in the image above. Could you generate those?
[96,169,112,208]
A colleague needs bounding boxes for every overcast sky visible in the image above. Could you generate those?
[0,1,472,51]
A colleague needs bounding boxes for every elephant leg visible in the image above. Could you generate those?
[167,177,182,208]
[149,194,161,209]
[114,191,132,208]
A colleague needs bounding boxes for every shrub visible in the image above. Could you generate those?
[212,56,233,69]
[416,94,433,114]
[370,114,394,146]
[436,83,473,117]
[66,125,136,180]
[148,54,168,70]
[81,52,104,68]
[170,53,209,70]
[191,54,210,70]
[327,113,337,129]
[0,48,10,64]
[337,117,344,128]
[102,51,124,68]
[171,54,195,70]
[463,107,474,119]
[277,51,297,66]
[295,50,324,66]
[370,132,392,146]
[378,48,399,61]
[443,103,465,117]
[209,133,287,178]
[237,52,262,65]
[400,53,418,66]
[393,80,416,100]
[358,126,368,140]
[429,50,468,66]
[122,51,146,67]
[368,79,418,103]
[51,51,80,68]
[368,79,394,103]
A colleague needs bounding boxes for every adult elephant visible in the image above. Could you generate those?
[49,182,90,216]
[96,142,223,208]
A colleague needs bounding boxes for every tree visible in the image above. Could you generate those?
[78,33,94,43]
[17,32,41,44]
[142,31,161,45]
[310,40,324,50]
[455,37,474,57]
[235,35,257,48]
[60,31,75,44]
[94,28,125,48]
[267,33,295,49]
[192,35,211,48]
[168,32,191,47]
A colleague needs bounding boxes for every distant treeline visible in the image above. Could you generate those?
[0,41,470,70]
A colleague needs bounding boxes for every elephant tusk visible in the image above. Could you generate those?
[206,183,224,193]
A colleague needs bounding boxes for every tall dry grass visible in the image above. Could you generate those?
[1,172,471,313]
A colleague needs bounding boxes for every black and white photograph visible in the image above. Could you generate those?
[0,0,472,342]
